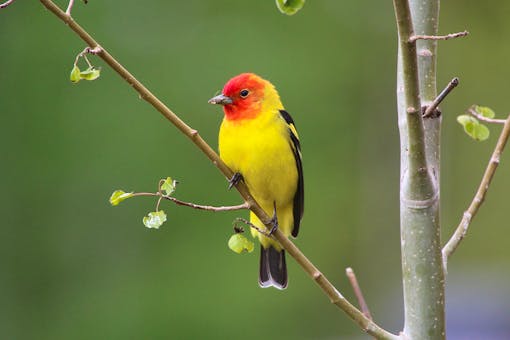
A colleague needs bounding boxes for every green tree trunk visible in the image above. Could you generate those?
[394,0,445,339]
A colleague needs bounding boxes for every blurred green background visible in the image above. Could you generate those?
[2,1,510,339]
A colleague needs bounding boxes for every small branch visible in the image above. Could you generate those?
[443,114,510,266]
[346,267,373,320]
[132,192,250,212]
[74,46,102,68]
[234,217,271,236]
[422,77,459,118]
[409,30,468,43]
[0,0,15,9]
[468,107,506,125]
[65,0,74,15]
[169,198,249,212]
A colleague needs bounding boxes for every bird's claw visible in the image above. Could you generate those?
[268,203,279,235]
[228,172,243,190]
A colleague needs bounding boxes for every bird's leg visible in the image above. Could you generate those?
[228,172,244,190]
[268,202,279,235]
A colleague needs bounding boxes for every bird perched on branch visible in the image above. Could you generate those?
[209,73,304,289]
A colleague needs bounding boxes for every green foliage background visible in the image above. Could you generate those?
[1,1,510,339]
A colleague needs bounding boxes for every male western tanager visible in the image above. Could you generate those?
[209,73,304,289]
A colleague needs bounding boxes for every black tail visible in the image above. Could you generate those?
[259,245,287,289]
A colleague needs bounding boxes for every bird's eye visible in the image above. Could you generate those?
[240,89,250,98]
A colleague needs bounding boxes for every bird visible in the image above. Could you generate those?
[208,73,304,289]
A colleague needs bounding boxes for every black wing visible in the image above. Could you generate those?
[279,110,304,237]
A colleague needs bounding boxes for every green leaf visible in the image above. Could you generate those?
[109,190,134,206]
[275,0,305,15]
[143,210,167,229]
[456,114,476,126]
[161,177,177,196]
[70,65,81,83]
[472,123,490,141]
[228,233,254,254]
[475,105,495,119]
[80,66,101,81]
[457,115,490,141]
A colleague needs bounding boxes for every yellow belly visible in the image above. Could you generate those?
[219,113,297,249]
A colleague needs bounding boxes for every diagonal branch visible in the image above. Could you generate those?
[0,0,15,9]
[38,1,400,339]
[346,267,373,320]
[442,114,510,267]
[66,0,74,15]
[422,77,459,118]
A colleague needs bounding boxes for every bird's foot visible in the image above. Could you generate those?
[268,203,279,235]
[228,172,243,190]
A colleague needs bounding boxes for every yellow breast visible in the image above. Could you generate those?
[218,110,298,247]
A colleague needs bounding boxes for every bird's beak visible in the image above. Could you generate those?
[208,94,233,105]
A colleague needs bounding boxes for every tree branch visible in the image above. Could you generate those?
[409,30,468,42]
[132,192,250,212]
[233,217,272,236]
[442,114,510,266]
[468,106,506,124]
[38,1,400,338]
[422,77,459,118]
[0,0,15,9]
[393,0,433,194]
[66,0,74,15]
[346,267,373,320]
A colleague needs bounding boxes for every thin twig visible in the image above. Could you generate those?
[423,77,459,118]
[234,217,271,236]
[443,114,510,268]
[74,46,103,68]
[132,192,251,212]
[468,107,506,124]
[0,0,15,9]
[38,1,400,338]
[346,267,373,320]
[65,0,74,15]
[409,30,468,43]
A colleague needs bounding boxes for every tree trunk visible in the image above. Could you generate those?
[395,0,446,339]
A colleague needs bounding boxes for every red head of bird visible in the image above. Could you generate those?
[208,73,282,121]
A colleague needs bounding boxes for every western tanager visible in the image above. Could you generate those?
[209,73,304,289]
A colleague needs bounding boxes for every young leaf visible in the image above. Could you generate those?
[109,190,134,206]
[472,123,490,141]
[161,177,177,196]
[275,0,305,15]
[228,233,255,254]
[143,210,167,229]
[457,115,490,141]
[70,65,81,83]
[456,114,476,125]
[475,105,496,119]
[80,66,101,81]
